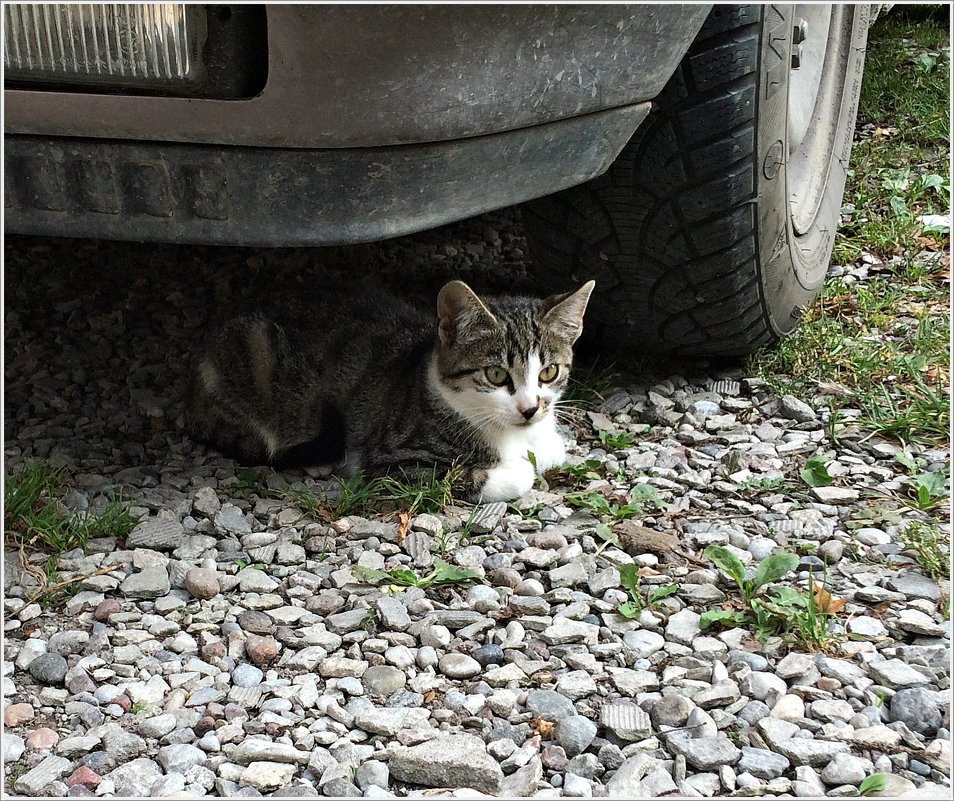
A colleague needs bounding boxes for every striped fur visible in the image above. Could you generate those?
[185,280,594,501]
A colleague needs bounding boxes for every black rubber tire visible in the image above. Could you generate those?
[523,4,872,357]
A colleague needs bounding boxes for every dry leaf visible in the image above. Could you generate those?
[531,718,555,739]
[396,511,410,543]
[423,689,436,704]
[813,584,846,615]
[637,566,660,577]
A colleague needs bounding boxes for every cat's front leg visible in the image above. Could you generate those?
[529,423,567,474]
[476,458,535,503]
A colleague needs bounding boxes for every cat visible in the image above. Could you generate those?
[185,279,595,502]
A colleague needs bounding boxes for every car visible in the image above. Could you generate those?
[4,3,883,355]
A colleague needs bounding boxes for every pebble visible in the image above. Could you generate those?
[4,248,951,801]
[184,567,220,599]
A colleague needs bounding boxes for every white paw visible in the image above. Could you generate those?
[479,459,535,502]
[528,426,567,474]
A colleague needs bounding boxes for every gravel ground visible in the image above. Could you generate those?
[3,218,951,799]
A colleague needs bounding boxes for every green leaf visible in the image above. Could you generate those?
[647,584,679,605]
[420,559,481,588]
[352,566,397,586]
[594,523,620,548]
[800,455,833,487]
[858,773,887,796]
[617,563,641,597]
[704,544,746,589]
[894,451,919,474]
[699,609,744,630]
[526,450,538,471]
[914,470,946,498]
[385,568,423,587]
[617,601,640,619]
[598,429,634,449]
[753,552,799,592]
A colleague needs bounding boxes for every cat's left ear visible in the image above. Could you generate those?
[542,280,596,343]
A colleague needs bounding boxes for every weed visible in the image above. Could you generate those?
[906,469,948,511]
[561,357,620,406]
[858,774,888,797]
[800,456,834,488]
[562,459,605,482]
[739,476,788,493]
[616,563,678,619]
[597,429,634,450]
[898,520,950,582]
[287,466,456,522]
[700,546,839,649]
[565,491,643,522]
[353,559,481,590]
[5,461,133,603]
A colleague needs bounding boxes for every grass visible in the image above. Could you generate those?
[898,520,950,582]
[4,460,133,603]
[747,7,950,447]
[286,467,457,522]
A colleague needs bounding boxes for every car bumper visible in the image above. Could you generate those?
[4,104,649,246]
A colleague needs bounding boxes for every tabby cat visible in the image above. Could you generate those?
[186,279,594,502]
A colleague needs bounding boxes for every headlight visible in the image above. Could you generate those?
[3,3,202,88]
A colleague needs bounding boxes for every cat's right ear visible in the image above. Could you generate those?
[437,281,498,346]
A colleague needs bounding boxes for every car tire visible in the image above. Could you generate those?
[523,4,872,357]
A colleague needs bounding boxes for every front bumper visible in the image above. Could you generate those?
[4,104,649,246]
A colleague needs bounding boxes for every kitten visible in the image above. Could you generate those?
[186,279,594,502]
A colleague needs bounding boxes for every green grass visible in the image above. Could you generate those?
[286,467,457,522]
[748,9,950,447]
[4,460,134,603]
[898,520,950,582]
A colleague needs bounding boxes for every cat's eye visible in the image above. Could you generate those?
[484,366,510,386]
[539,364,560,383]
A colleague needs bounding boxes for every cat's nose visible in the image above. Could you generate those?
[520,401,540,420]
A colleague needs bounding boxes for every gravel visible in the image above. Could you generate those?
[3,227,950,798]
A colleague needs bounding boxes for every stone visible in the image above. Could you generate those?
[230,739,310,765]
[245,634,279,667]
[184,567,220,599]
[438,653,482,679]
[28,653,68,686]
[848,616,889,638]
[896,609,945,637]
[388,734,503,794]
[775,738,850,767]
[606,754,665,797]
[374,596,411,631]
[104,757,162,796]
[14,755,73,796]
[869,659,931,689]
[498,756,544,797]
[65,767,102,789]
[214,504,251,536]
[158,744,207,773]
[353,706,430,736]
[355,760,390,792]
[541,617,599,645]
[738,747,790,779]
[779,395,817,422]
[5,702,35,726]
[668,733,740,770]
[127,519,184,550]
[652,694,694,727]
[101,726,146,762]
[471,644,505,668]
[25,727,59,750]
[3,734,25,762]
[600,702,652,741]
[810,486,859,503]
[362,665,406,696]
[623,629,665,658]
[527,689,576,722]
[240,761,297,792]
[554,716,598,757]
[665,608,701,645]
[889,687,942,736]
[233,663,264,688]
[820,753,870,786]
[119,566,170,599]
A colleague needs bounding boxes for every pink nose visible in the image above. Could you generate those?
[518,400,540,420]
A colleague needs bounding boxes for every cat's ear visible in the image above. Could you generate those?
[437,280,498,345]
[542,280,596,343]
